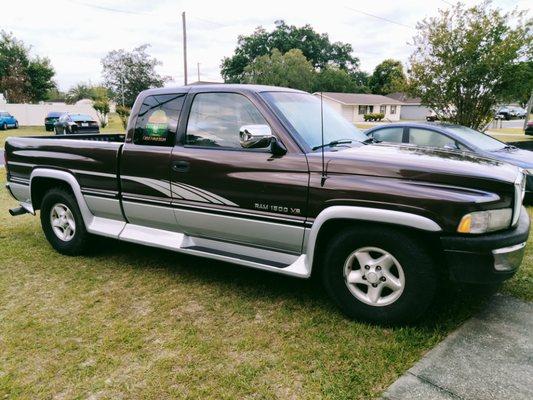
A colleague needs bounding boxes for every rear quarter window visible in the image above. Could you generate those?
[134,93,186,146]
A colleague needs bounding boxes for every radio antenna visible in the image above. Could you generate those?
[320,92,326,186]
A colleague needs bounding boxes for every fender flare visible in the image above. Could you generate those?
[304,205,442,271]
[30,168,95,227]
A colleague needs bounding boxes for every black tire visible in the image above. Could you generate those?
[321,225,437,325]
[40,187,91,255]
[1,122,6,130]
[14,121,18,129]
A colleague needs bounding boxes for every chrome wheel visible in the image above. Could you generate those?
[343,246,405,307]
[50,203,76,241]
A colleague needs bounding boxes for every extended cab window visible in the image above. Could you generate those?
[134,93,185,146]
[186,92,268,148]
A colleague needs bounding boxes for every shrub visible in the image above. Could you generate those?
[116,105,131,130]
[93,99,110,128]
[363,113,385,122]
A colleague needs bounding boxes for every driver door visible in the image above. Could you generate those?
[169,91,309,253]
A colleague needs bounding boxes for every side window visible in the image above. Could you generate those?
[134,93,185,146]
[373,127,404,143]
[185,92,268,149]
[409,128,456,149]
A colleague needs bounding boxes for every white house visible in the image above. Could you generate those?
[386,92,431,120]
[314,92,402,122]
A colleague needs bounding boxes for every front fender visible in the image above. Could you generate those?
[304,205,442,272]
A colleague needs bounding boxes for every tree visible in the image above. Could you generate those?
[0,31,55,103]
[314,67,357,93]
[221,21,360,82]
[66,82,93,104]
[93,99,110,128]
[501,61,533,107]
[243,49,316,92]
[408,1,532,129]
[66,83,110,104]
[101,44,169,107]
[369,59,407,95]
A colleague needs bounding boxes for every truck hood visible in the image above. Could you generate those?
[320,144,519,190]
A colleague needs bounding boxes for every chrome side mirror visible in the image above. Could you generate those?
[239,124,274,149]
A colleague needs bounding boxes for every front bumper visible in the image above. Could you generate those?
[441,207,530,284]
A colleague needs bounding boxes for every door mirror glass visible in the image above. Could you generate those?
[239,124,274,149]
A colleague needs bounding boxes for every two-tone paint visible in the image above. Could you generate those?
[4,84,529,281]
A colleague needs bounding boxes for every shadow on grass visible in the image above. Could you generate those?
[89,236,495,331]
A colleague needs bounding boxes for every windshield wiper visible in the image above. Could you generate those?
[362,137,380,144]
[312,139,356,151]
[500,144,517,151]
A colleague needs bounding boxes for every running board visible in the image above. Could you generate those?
[117,223,310,278]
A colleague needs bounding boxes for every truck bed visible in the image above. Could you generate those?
[5,134,125,193]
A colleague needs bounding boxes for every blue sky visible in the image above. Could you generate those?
[3,0,528,90]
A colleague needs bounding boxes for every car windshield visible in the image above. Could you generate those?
[261,91,367,150]
[444,125,506,151]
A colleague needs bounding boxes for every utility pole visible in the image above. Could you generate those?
[523,90,533,130]
[197,62,200,82]
[182,11,188,85]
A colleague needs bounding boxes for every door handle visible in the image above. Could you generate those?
[172,160,190,173]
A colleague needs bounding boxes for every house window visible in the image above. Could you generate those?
[358,105,374,115]
[390,105,397,115]
[380,105,386,114]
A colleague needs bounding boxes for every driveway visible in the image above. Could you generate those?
[0,149,4,167]
[382,294,533,400]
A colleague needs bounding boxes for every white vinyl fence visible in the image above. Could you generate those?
[0,102,98,126]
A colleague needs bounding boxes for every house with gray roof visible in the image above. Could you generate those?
[314,92,402,123]
[386,92,432,120]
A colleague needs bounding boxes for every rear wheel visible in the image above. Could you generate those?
[14,121,18,129]
[40,188,91,255]
[1,122,6,130]
[321,226,438,325]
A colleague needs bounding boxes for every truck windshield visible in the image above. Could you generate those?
[261,92,367,150]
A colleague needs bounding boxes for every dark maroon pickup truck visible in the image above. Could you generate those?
[4,85,530,324]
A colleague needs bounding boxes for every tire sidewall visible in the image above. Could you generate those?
[322,227,437,325]
[40,188,88,255]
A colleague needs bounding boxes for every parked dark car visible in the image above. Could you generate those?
[54,113,99,135]
[366,122,533,200]
[525,121,533,136]
[4,85,530,325]
[45,112,64,131]
[0,111,18,130]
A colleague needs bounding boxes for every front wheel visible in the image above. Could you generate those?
[321,226,437,325]
[1,122,6,130]
[14,121,18,129]
[40,188,91,255]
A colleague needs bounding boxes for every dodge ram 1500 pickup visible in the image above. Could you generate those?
[4,84,530,324]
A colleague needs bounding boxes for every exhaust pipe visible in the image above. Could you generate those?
[9,206,29,216]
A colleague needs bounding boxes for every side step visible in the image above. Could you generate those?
[182,245,289,269]
[117,223,311,278]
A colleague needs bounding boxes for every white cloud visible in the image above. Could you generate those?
[3,0,525,90]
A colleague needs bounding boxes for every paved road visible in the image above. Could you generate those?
[0,149,4,167]
[382,294,533,400]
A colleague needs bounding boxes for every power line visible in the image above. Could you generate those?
[66,0,152,16]
[344,6,414,29]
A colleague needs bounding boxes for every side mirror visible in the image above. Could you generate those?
[239,124,274,149]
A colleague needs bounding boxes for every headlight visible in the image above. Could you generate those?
[457,208,512,234]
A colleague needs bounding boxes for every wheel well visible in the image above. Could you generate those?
[311,218,442,276]
[31,177,73,210]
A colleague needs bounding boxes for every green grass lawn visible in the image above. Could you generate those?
[0,170,531,399]
[0,114,125,148]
